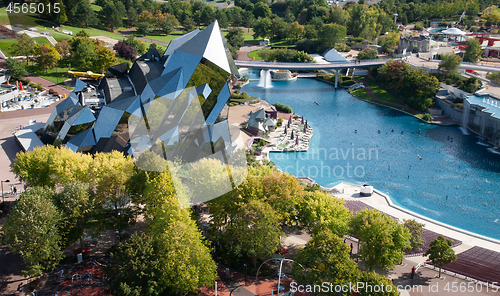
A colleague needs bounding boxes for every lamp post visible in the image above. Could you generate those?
[244,263,247,286]
[1,179,10,204]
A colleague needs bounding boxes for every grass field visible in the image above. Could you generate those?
[0,36,53,56]
[248,49,264,60]
[26,63,70,88]
[354,76,401,104]
[350,87,419,115]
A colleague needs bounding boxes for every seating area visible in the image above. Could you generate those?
[439,246,500,285]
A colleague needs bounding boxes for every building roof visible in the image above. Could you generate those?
[248,108,266,125]
[442,28,467,35]
[323,48,349,63]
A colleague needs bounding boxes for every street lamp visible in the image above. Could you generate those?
[2,179,11,204]
[244,263,247,286]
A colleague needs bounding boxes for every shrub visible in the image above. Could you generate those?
[277,118,283,127]
[445,78,453,85]
[273,103,293,113]
[341,80,356,86]
[357,48,379,60]
[422,113,432,121]
[414,22,424,31]
[453,97,463,104]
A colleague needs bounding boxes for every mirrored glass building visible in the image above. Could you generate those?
[41,21,246,204]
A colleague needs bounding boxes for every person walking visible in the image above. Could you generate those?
[411,266,416,280]
[13,186,17,195]
[350,243,353,256]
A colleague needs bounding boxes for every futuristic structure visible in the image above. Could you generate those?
[41,21,246,205]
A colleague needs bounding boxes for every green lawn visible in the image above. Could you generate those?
[0,37,53,57]
[354,76,402,104]
[27,63,70,88]
[350,88,418,115]
[0,39,17,56]
[248,49,264,60]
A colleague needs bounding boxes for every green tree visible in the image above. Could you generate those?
[11,145,93,187]
[242,10,255,32]
[328,6,349,26]
[261,170,305,226]
[36,44,61,74]
[382,32,400,54]
[106,233,163,296]
[95,43,118,73]
[463,38,483,63]
[142,172,217,294]
[487,72,500,84]
[424,235,457,278]
[270,17,289,40]
[41,0,68,24]
[293,229,359,287]
[137,21,152,35]
[350,209,411,271]
[160,19,176,36]
[253,17,272,40]
[357,48,379,59]
[403,219,425,251]
[73,0,96,28]
[226,27,245,50]
[299,191,352,236]
[438,54,463,73]
[99,0,123,31]
[52,181,95,248]
[481,5,500,26]
[232,200,283,271]
[253,2,272,18]
[183,17,196,32]
[318,23,347,48]
[288,21,304,43]
[55,39,71,58]
[347,4,367,37]
[125,35,148,56]
[70,36,98,71]
[10,33,36,64]
[200,5,216,25]
[3,187,63,277]
[356,271,399,296]
[4,58,27,80]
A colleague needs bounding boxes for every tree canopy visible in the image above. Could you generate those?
[464,38,483,63]
[349,209,411,271]
[438,54,463,73]
[425,234,457,278]
[293,229,359,287]
[3,187,63,277]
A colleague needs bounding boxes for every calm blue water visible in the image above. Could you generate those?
[242,79,500,240]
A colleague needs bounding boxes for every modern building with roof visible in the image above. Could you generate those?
[397,35,431,54]
[40,21,241,165]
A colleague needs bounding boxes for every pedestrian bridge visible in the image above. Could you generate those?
[234,59,388,70]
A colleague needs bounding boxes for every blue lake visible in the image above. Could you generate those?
[242,78,500,240]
